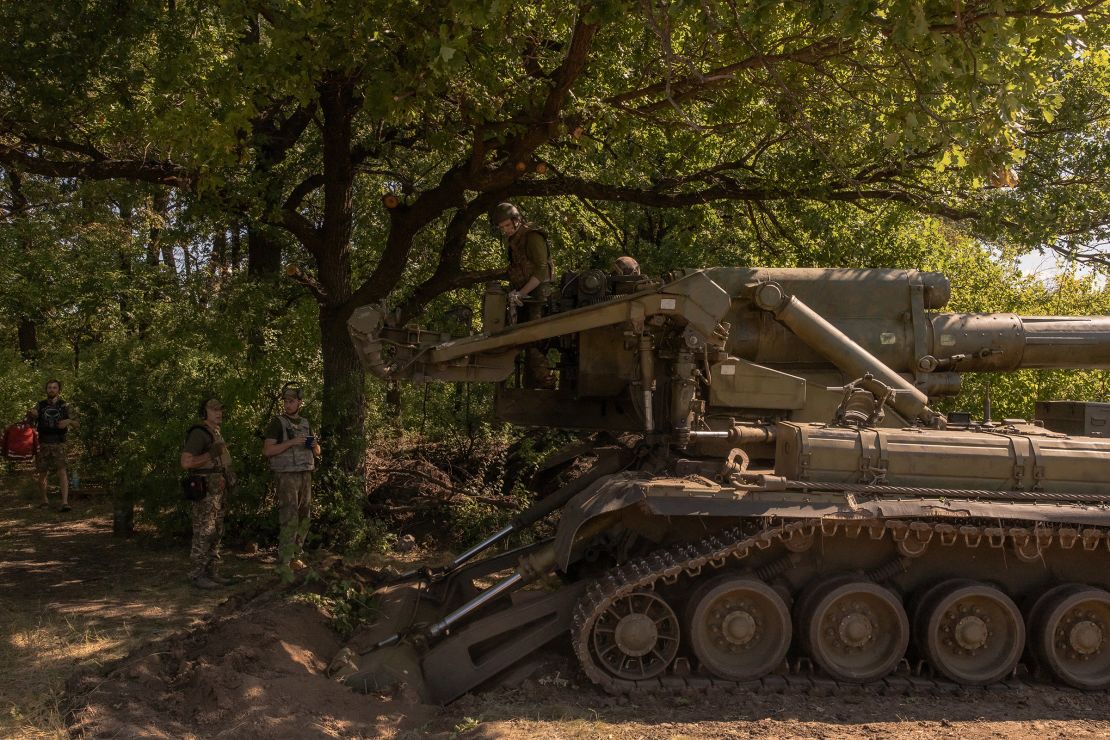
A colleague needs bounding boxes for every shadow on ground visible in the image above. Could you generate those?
[0,476,270,737]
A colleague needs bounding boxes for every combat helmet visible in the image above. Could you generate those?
[488,202,523,233]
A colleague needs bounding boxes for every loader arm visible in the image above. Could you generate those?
[348,270,733,383]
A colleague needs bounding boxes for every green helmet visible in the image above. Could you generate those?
[488,202,522,231]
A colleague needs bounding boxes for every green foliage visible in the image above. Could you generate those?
[312,465,396,554]
[2,1,1110,555]
[292,577,378,640]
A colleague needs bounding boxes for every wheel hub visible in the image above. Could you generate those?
[838,613,874,648]
[1069,619,1103,656]
[688,577,792,682]
[614,613,658,657]
[722,609,757,646]
[955,615,989,651]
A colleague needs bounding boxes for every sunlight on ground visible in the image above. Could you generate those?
[0,486,269,739]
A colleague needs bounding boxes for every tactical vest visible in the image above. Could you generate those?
[269,415,315,472]
[507,226,554,289]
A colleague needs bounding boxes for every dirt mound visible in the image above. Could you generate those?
[67,585,438,739]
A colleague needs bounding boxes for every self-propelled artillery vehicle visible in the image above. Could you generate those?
[335,266,1110,702]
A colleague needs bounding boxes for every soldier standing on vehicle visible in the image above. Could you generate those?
[489,201,556,388]
[179,398,234,589]
[263,386,321,582]
[31,379,78,512]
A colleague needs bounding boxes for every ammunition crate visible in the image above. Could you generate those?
[1034,401,1110,437]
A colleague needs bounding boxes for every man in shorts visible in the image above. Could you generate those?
[31,379,78,512]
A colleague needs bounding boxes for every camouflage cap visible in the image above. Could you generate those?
[282,385,303,400]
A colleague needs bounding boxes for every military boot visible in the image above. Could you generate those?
[206,568,235,585]
[192,575,222,590]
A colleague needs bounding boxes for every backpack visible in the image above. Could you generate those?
[3,421,37,460]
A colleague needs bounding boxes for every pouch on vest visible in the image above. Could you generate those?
[182,474,208,501]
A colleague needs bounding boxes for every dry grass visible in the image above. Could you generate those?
[0,474,270,739]
[1,605,107,737]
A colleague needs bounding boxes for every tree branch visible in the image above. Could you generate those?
[0,141,192,187]
[508,174,977,220]
[342,6,600,320]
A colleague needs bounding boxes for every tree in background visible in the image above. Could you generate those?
[1,0,1108,474]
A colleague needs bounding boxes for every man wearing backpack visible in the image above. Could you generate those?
[30,379,78,511]
[263,386,321,582]
[179,397,234,589]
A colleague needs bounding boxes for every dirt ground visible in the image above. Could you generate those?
[4,472,1110,739]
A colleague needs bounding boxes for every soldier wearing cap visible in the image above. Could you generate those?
[263,386,321,581]
[488,202,556,388]
[179,397,234,589]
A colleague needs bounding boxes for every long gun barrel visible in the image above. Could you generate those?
[931,315,1110,370]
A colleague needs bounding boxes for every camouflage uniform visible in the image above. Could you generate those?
[183,424,231,581]
[507,225,556,388]
[264,413,315,574]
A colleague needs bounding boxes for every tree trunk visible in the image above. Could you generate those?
[112,489,135,537]
[231,224,243,271]
[320,306,366,471]
[213,229,227,272]
[17,316,37,360]
[247,223,282,275]
[313,74,364,472]
[152,189,173,269]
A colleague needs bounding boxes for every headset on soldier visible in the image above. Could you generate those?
[197,397,222,420]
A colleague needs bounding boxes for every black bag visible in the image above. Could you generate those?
[182,474,208,501]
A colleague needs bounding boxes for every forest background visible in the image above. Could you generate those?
[1,0,1108,553]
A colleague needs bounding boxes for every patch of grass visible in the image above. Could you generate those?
[0,605,110,738]
[452,716,482,736]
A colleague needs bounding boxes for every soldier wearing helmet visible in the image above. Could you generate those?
[489,203,555,306]
[488,202,556,388]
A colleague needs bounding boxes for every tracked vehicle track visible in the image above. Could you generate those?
[571,517,1110,696]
